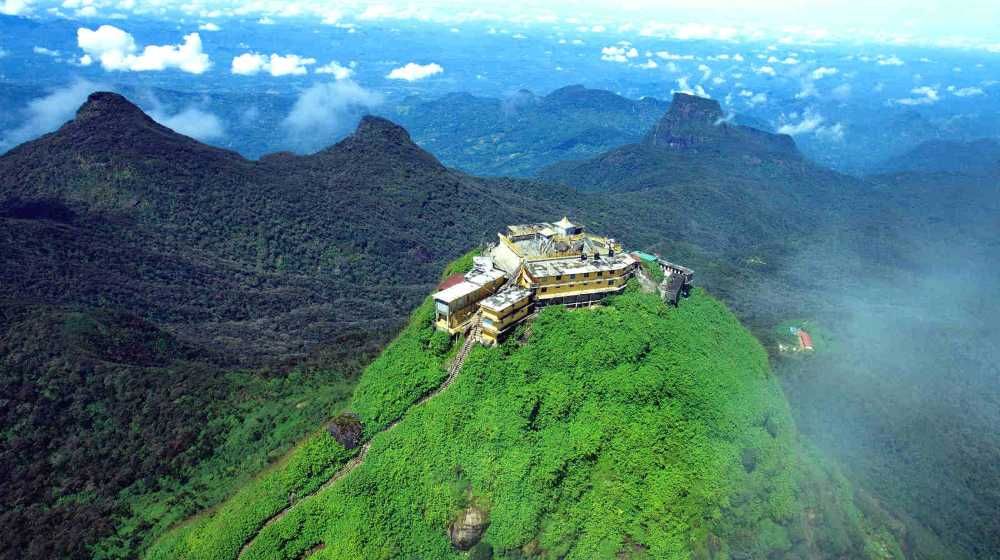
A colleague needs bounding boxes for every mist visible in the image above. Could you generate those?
[281,80,383,154]
[145,97,226,141]
[775,179,1000,557]
[0,78,105,152]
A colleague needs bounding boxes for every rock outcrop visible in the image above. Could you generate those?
[328,412,363,450]
[449,506,488,550]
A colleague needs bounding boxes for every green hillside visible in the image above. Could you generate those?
[148,284,902,560]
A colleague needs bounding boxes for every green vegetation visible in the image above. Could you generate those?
[145,299,459,559]
[0,303,358,559]
[154,286,901,559]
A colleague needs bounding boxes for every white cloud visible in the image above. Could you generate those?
[768,55,799,65]
[795,81,818,99]
[282,80,384,152]
[674,76,709,98]
[269,53,315,76]
[386,62,443,81]
[811,66,839,80]
[777,108,844,141]
[33,46,61,57]
[148,104,225,141]
[198,22,220,31]
[316,60,354,79]
[637,59,657,69]
[816,122,845,142]
[877,55,905,66]
[655,50,694,61]
[77,25,211,74]
[739,89,768,107]
[1,79,104,151]
[697,63,712,80]
[831,83,852,100]
[947,85,985,97]
[755,65,776,76]
[894,85,939,105]
[231,53,316,76]
[601,45,639,63]
[1,0,31,16]
[231,53,266,75]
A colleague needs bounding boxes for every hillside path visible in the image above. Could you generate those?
[237,320,481,559]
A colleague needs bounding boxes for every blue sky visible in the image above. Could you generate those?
[3,0,1000,51]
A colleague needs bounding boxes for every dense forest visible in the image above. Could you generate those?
[1,90,997,559]
[150,286,905,560]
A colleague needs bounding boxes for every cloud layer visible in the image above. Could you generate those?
[386,62,443,81]
[1,79,104,152]
[231,53,316,76]
[77,25,211,74]
[282,80,384,152]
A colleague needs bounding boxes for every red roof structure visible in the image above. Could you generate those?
[437,273,466,291]
[797,330,814,351]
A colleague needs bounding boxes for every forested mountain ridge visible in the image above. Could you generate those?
[0,92,575,364]
[0,92,585,559]
[150,285,906,560]
[2,90,994,560]
[873,138,1000,175]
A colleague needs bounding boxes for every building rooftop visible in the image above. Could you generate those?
[507,223,552,237]
[524,253,636,279]
[434,281,484,304]
[465,267,505,286]
[479,286,533,313]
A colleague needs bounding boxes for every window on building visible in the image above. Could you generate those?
[541,287,548,293]
[555,275,562,280]
[608,279,614,285]
[570,274,576,279]
[597,271,604,277]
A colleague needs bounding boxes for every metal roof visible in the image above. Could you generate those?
[479,286,533,313]
[525,253,636,279]
[433,281,483,304]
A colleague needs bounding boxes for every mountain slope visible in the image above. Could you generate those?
[0,93,588,559]
[874,138,1000,175]
[391,85,670,177]
[150,286,904,560]
[0,92,574,364]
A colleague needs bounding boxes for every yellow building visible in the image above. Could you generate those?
[433,218,643,342]
[432,259,506,334]
[478,286,533,345]
[489,217,637,307]
[522,252,636,307]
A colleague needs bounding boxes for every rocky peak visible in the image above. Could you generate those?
[643,92,799,157]
[353,115,416,146]
[644,93,727,148]
[75,91,156,127]
[317,115,445,171]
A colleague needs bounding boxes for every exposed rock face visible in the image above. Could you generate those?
[644,92,798,156]
[449,506,488,550]
[328,412,363,450]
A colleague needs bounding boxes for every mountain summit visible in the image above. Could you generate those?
[312,114,445,171]
[643,93,798,157]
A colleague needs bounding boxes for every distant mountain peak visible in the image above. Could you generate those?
[645,93,727,148]
[353,115,416,145]
[75,91,156,126]
[319,115,445,170]
[668,93,725,123]
[643,92,798,156]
